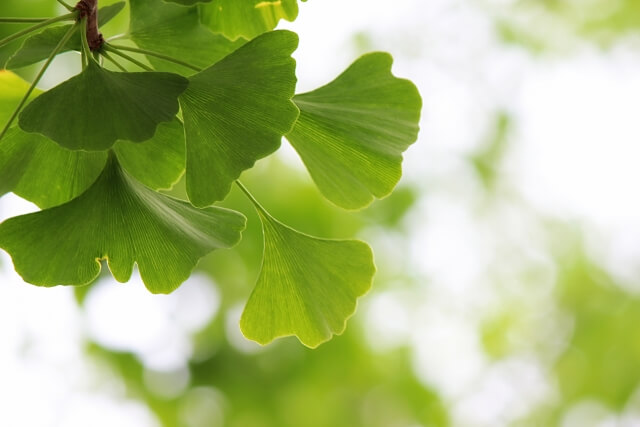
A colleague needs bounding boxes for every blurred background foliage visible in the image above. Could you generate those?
[2,0,640,426]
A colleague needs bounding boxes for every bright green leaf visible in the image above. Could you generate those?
[6,3,126,69]
[286,52,422,210]
[0,70,40,124]
[200,0,300,41]
[0,119,186,208]
[179,30,299,206]
[129,0,244,74]
[113,119,186,190]
[164,0,211,5]
[240,206,375,348]
[18,60,187,151]
[0,155,246,294]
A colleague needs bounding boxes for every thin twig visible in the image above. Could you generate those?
[0,12,77,48]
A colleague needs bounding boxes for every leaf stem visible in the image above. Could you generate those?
[56,0,75,12]
[0,22,80,143]
[103,45,152,71]
[100,50,127,72]
[0,12,77,49]
[80,17,93,68]
[0,18,54,23]
[107,44,202,72]
[236,181,271,218]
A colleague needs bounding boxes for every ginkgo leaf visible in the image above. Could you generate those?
[0,120,185,209]
[18,60,187,151]
[240,204,375,348]
[5,3,126,69]
[0,127,106,208]
[0,155,246,294]
[200,0,302,41]
[286,52,422,210]
[113,119,185,190]
[129,0,244,74]
[179,30,299,207]
[164,0,211,5]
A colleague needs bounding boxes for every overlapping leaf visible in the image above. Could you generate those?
[129,0,244,74]
[0,119,185,208]
[240,206,375,348]
[200,0,302,41]
[179,30,299,206]
[18,60,187,150]
[0,155,246,293]
[286,53,422,209]
[6,3,125,69]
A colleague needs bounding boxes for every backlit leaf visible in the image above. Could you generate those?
[240,206,375,348]
[0,70,40,124]
[0,155,246,293]
[129,0,244,74]
[18,60,187,150]
[200,0,300,41]
[6,3,126,69]
[286,53,422,209]
[179,30,299,206]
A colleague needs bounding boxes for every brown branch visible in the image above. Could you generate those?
[75,0,103,51]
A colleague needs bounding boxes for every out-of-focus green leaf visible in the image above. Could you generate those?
[200,0,301,41]
[129,0,244,74]
[18,60,187,150]
[0,155,246,293]
[5,3,125,69]
[286,53,422,210]
[0,70,39,124]
[179,30,299,206]
[240,199,375,348]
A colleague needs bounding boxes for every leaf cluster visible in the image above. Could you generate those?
[0,0,421,348]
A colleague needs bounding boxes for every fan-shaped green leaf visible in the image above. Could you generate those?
[129,0,244,74]
[240,207,375,348]
[6,3,126,69]
[0,155,246,293]
[179,30,299,207]
[200,0,301,41]
[18,60,187,151]
[286,53,422,210]
[0,120,185,208]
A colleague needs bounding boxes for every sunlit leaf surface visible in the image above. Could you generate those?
[200,0,300,41]
[287,53,422,209]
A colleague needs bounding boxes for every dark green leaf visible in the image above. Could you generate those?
[286,53,422,210]
[129,0,244,74]
[200,0,300,41]
[18,60,188,151]
[179,30,299,206]
[0,155,246,293]
[240,208,375,348]
[6,3,126,69]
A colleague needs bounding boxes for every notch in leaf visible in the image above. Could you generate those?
[0,155,246,294]
[179,30,299,207]
[238,184,375,348]
[286,52,422,210]
[18,60,187,151]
